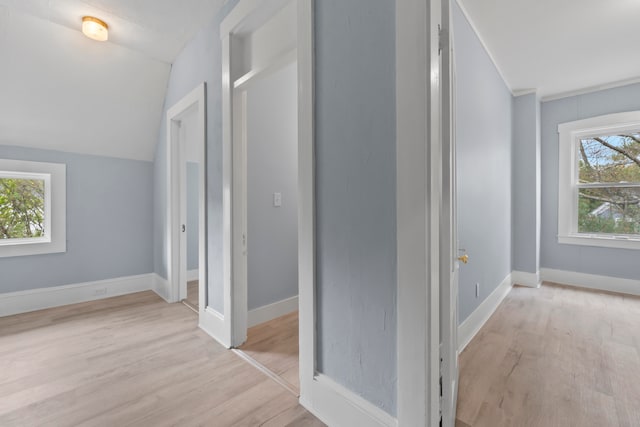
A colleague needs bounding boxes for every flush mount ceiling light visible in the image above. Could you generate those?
[82,16,108,41]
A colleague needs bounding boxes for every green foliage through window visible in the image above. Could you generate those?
[577,133,640,235]
[0,177,46,239]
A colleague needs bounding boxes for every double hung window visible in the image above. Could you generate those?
[558,112,640,249]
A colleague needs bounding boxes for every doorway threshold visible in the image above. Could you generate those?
[181,300,198,314]
[232,348,299,397]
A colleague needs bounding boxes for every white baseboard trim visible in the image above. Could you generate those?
[187,269,199,282]
[152,273,171,302]
[457,273,513,353]
[541,268,640,297]
[301,374,397,427]
[0,273,154,317]
[512,270,541,288]
[199,306,231,348]
[456,268,640,354]
[248,295,299,327]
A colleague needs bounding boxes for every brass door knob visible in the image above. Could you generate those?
[457,254,469,264]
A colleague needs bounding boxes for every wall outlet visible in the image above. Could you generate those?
[273,192,282,207]
[475,283,480,298]
[94,287,107,296]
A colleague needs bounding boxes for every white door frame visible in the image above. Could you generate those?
[166,83,207,316]
[221,0,315,399]
[220,0,452,424]
[397,0,450,425]
[440,0,460,424]
[227,49,298,346]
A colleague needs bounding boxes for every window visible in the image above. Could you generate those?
[0,172,48,241]
[0,159,66,257]
[558,111,640,249]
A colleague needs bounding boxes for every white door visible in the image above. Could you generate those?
[169,117,189,303]
[179,121,188,301]
[441,0,460,424]
[166,84,206,309]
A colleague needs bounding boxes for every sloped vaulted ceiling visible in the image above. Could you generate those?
[0,0,225,161]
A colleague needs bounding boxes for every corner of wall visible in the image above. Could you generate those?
[458,273,513,352]
[151,273,171,302]
[452,0,514,96]
[511,270,541,288]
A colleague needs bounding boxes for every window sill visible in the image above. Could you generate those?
[558,234,640,250]
[0,237,50,247]
[0,159,66,258]
[0,239,65,258]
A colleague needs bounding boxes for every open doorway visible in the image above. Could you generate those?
[221,0,303,396]
[236,59,299,393]
[179,107,202,312]
[166,83,207,315]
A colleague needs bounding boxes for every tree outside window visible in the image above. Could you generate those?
[0,177,46,239]
[577,133,640,236]
[0,159,65,258]
[558,112,640,250]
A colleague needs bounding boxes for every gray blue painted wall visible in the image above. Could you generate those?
[247,61,298,311]
[152,0,238,314]
[540,83,640,279]
[186,162,199,271]
[157,0,398,415]
[453,2,514,323]
[0,145,153,293]
[512,93,541,274]
[315,0,397,415]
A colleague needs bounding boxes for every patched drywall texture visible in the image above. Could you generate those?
[0,145,154,293]
[315,0,397,416]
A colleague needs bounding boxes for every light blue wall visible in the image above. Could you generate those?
[540,83,640,279]
[453,2,513,323]
[247,62,298,311]
[0,145,153,293]
[315,0,397,415]
[512,93,541,274]
[155,0,398,415]
[153,0,238,313]
[186,162,199,271]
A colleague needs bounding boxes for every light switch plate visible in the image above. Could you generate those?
[273,192,282,207]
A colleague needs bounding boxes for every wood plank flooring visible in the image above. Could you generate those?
[239,311,299,394]
[0,292,323,427]
[183,280,199,311]
[456,282,640,427]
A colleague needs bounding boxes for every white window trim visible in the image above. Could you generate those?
[0,159,66,257]
[0,170,51,246]
[558,111,640,250]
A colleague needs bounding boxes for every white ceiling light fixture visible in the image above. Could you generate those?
[82,16,108,41]
[3,0,227,62]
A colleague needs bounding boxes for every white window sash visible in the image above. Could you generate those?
[558,111,640,250]
[0,159,66,257]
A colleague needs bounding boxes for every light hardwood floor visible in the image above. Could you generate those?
[456,282,640,427]
[0,292,323,427]
[183,280,199,311]
[239,311,299,394]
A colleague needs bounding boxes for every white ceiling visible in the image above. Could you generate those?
[0,0,227,63]
[0,0,225,161]
[459,0,640,99]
